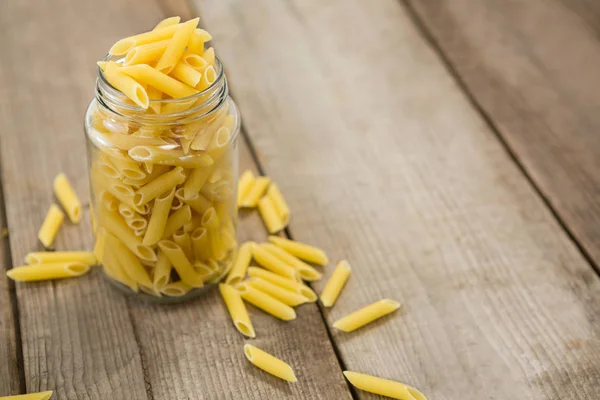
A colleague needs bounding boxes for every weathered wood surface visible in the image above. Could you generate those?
[405,0,600,270]
[193,0,600,398]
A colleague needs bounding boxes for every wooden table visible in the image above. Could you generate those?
[1,0,600,398]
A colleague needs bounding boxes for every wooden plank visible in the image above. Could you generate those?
[192,0,600,398]
[0,191,22,395]
[0,0,163,397]
[405,0,600,269]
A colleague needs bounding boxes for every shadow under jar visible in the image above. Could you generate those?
[85,56,240,303]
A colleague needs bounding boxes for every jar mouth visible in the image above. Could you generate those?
[96,53,228,122]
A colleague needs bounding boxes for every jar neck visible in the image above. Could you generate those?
[95,57,229,125]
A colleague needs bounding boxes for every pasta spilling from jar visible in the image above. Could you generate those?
[86,17,239,299]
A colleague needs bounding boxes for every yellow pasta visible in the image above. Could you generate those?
[103,235,138,292]
[153,16,181,30]
[147,85,163,113]
[243,345,297,383]
[268,236,329,266]
[129,146,213,169]
[170,61,202,87]
[119,64,198,98]
[203,47,215,66]
[109,24,179,55]
[123,40,169,66]
[251,244,297,280]
[225,241,254,285]
[343,371,427,400]
[96,126,173,151]
[190,106,229,151]
[333,299,401,332]
[191,227,210,261]
[173,230,193,260]
[188,29,212,55]
[38,204,64,248]
[240,177,270,208]
[93,228,107,263]
[267,183,290,225]
[237,170,255,206]
[143,187,175,245]
[196,65,217,91]
[103,61,150,109]
[162,281,192,297]
[112,236,153,288]
[320,260,351,307]
[258,196,285,234]
[261,243,322,281]
[98,205,156,262]
[201,207,225,260]
[247,267,317,302]
[7,262,90,282]
[183,166,212,199]
[219,283,255,338]
[248,277,307,307]
[25,251,96,266]
[153,249,172,291]
[0,391,54,400]
[123,164,169,187]
[158,240,204,287]
[134,166,185,205]
[182,51,208,70]
[156,18,199,74]
[53,173,82,223]
[162,205,192,239]
[236,282,296,321]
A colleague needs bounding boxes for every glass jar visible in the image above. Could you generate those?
[84,56,240,302]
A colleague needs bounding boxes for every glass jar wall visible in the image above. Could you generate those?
[85,57,240,302]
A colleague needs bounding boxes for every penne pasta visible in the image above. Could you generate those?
[129,146,213,169]
[267,183,290,225]
[240,177,270,208]
[123,164,170,187]
[225,241,254,285]
[237,170,255,206]
[201,207,225,260]
[162,281,192,297]
[173,230,193,260]
[320,260,351,307]
[103,61,150,109]
[251,243,297,280]
[96,127,174,152]
[158,240,204,287]
[112,236,153,288]
[243,344,297,383]
[196,65,217,91]
[188,29,212,55]
[268,236,329,266]
[38,204,64,248]
[104,232,139,293]
[206,126,231,161]
[183,166,212,199]
[261,243,322,281]
[203,47,215,67]
[161,205,192,239]
[343,371,427,400]
[143,187,176,245]
[219,283,255,338]
[153,16,181,30]
[7,262,90,282]
[182,51,208,71]
[248,277,307,307]
[53,173,82,223]
[170,61,202,87]
[247,267,317,302]
[123,40,170,66]
[156,18,199,74]
[147,85,163,113]
[134,166,185,205]
[184,193,212,215]
[333,299,401,332]
[93,228,107,264]
[236,282,296,321]
[258,196,285,234]
[153,249,172,291]
[25,251,96,266]
[109,24,179,55]
[191,227,210,261]
[0,391,54,400]
[119,64,198,99]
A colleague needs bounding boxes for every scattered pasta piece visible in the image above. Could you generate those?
[53,173,82,223]
[25,251,96,266]
[237,170,255,206]
[243,344,297,383]
[320,260,351,307]
[225,241,254,285]
[0,391,54,400]
[268,236,329,266]
[267,183,290,225]
[247,267,317,302]
[236,281,296,321]
[248,277,308,307]
[261,243,322,281]
[258,196,285,234]
[252,243,297,280]
[38,204,64,248]
[7,262,90,282]
[343,371,427,400]
[240,177,270,208]
[219,283,255,338]
[333,299,400,332]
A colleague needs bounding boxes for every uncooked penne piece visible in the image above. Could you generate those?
[243,344,297,383]
[123,40,169,66]
[252,243,297,280]
[205,125,231,161]
[143,187,175,245]
[38,204,64,248]
[109,24,179,55]
[268,236,329,266]
[183,193,212,215]
[320,260,351,307]
[247,267,317,302]
[93,228,107,263]
[25,251,96,266]
[236,170,255,206]
[170,61,202,87]
[183,166,212,199]
[158,240,204,288]
[153,249,172,291]
[258,196,285,234]
[239,177,270,208]
[248,277,307,307]
[0,390,54,400]
[156,18,199,74]
[162,281,192,297]
[225,241,254,285]
[267,183,290,225]
[103,236,138,292]
[129,146,213,169]
[7,262,90,282]
[261,243,322,281]
[119,64,198,99]
[236,282,296,321]
[203,47,215,67]
[173,230,193,260]
[201,207,225,260]
[134,166,185,205]
[161,205,192,239]
[112,236,153,288]
[187,29,212,55]
[153,16,181,30]
[53,173,82,223]
[191,227,211,261]
[98,205,156,262]
[333,299,401,332]
[103,61,150,109]
[343,371,427,400]
[219,283,255,338]
[182,51,208,70]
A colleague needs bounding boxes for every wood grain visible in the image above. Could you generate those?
[192,0,600,398]
[405,0,600,271]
